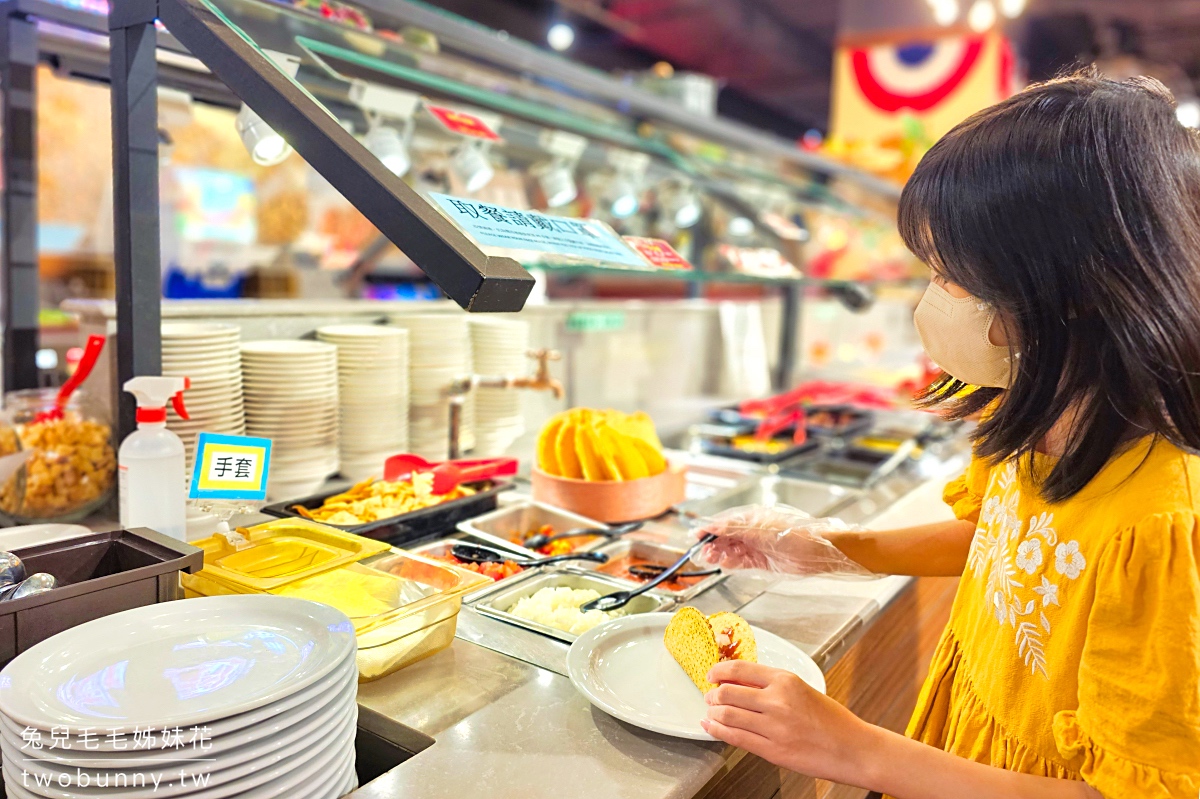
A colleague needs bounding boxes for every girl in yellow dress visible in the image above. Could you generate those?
[696,70,1200,799]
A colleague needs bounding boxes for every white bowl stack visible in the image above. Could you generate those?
[315,325,410,481]
[469,318,530,456]
[388,313,473,460]
[240,340,339,501]
[0,596,359,799]
[160,323,246,480]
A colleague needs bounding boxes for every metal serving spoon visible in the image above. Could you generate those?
[0,572,56,601]
[450,543,609,568]
[521,520,643,551]
[580,534,716,613]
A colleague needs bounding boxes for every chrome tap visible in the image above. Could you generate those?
[445,349,563,458]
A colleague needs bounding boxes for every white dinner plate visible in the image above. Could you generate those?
[0,655,356,765]
[566,613,825,741]
[0,597,355,735]
[0,699,356,799]
[1,706,355,799]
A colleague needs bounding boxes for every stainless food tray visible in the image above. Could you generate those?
[587,539,725,600]
[404,533,537,595]
[676,474,859,520]
[468,568,672,644]
[458,500,608,552]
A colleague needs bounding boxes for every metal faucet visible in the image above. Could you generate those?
[446,349,563,458]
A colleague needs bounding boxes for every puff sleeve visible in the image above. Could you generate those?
[1053,511,1200,799]
[941,456,992,525]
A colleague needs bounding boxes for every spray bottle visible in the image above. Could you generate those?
[119,377,190,540]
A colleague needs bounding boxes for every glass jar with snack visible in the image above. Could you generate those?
[0,389,116,523]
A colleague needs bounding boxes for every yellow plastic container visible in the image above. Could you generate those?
[183,541,488,681]
[190,518,391,590]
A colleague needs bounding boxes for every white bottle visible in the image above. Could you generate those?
[119,376,190,540]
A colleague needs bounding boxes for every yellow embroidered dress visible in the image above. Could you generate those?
[905,437,1200,798]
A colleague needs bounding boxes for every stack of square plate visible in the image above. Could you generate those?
[160,323,245,481]
[469,318,529,456]
[240,341,339,501]
[0,596,359,799]
[316,325,409,481]
[388,313,473,460]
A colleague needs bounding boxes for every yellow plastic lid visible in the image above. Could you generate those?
[191,518,391,590]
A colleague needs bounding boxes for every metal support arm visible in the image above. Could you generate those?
[110,0,162,441]
[0,6,39,392]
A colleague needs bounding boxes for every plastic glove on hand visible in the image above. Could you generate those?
[690,505,874,578]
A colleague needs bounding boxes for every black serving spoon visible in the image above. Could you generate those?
[450,542,609,568]
[626,563,720,580]
[580,534,717,613]
[521,520,644,551]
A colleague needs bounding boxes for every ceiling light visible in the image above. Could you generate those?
[364,124,411,177]
[998,0,1025,17]
[931,0,959,26]
[664,183,702,228]
[451,141,495,193]
[967,0,996,31]
[538,159,578,208]
[606,175,640,218]
[547,23,575,52]
[1178,101,1200,128]
[728,216,755,237]
[235,104,292,166]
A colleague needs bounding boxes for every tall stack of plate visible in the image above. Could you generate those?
[0,596,359,799]
[161,323,245,480]
[469,318,530,456]
[316,325,409,481]
[241,341,339,500]
[388,313,473,460]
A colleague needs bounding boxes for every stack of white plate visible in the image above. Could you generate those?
[161,323,245,479]
[316,325,409,481]
[241,341,339,500]
[388,313,474,460]
[0,596,359,799]
[469,318,529,456]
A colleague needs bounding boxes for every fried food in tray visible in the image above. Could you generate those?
[293,472,475,526]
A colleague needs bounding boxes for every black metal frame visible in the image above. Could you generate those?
[104,0,534,438]
[0,3,39,391]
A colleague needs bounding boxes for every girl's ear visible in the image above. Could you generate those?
[988,312,1013,347]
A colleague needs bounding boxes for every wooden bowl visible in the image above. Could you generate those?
[531,464,687,523]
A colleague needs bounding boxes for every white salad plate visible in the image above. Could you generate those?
[566,613,825,741]
[0,597,355,735]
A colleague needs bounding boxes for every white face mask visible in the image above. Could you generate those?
[913,282,1015,389]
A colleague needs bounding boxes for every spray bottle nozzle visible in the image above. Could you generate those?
[172,378,190,421]
[124,376,190,425]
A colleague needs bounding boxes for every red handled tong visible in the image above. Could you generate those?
[384,454,518,494]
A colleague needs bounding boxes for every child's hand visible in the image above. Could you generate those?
[702,661,879,787]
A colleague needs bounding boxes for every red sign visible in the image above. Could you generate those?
[623,237,693,271]
[424,103,502,141]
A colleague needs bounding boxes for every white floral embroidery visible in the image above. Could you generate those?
[1033,576,1059,607]
[1055,541,1086,579]
[1015,539,1043,574]
[965,459,1086,680]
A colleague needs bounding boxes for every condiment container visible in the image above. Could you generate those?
[0,389,116,523]
[182,520,488,681]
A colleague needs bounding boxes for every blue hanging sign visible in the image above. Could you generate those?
[428,192,648,268]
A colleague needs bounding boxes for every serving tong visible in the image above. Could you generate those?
[521,520,643,550]
[580,534,716,613]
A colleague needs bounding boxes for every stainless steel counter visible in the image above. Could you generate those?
[353,476,958,799]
